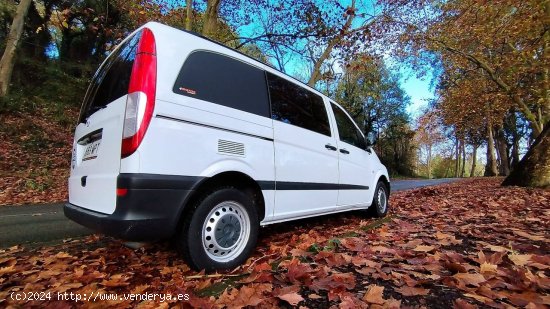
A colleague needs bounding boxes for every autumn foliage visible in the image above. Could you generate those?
[1,179,548,308]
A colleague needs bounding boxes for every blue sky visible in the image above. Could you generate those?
[401,74,435,118]
[235,0,436,120]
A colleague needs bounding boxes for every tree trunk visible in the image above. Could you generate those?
[0,0,33,97]
[185,0,193,31]
[495,127,510,176]
[470,144,478,177]
[455,138,460,178]
[461,141,466,177]
[508,110,521,169]
[485,122,498,176]
[541,1,550,125]
[202,0,222,38]
[307,0,356,87]
[502,121,550,188]
[511,132,520,168]
[427,144,432,179]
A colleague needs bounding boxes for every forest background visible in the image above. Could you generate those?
[1,0,549,205]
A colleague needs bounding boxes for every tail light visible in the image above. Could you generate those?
[121,28,157,158]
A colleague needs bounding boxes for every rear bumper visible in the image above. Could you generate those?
[64,173,204,241]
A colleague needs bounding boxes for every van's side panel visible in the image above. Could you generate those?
[136,23,276,222]
[270,121,340,220]
[327,103,375,207]
[138,100,274,180]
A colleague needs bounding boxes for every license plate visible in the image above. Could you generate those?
[82,140,101,162]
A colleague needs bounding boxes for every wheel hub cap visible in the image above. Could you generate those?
[202,201,250,262]
[378,189,387,213]
[214,214,241,248]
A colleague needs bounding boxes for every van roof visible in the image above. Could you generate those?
[144,22,338,106]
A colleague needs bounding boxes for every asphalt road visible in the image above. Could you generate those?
[0,178,459,248]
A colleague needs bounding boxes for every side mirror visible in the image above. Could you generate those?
[366,132,377,146]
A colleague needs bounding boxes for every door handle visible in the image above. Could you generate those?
[340,149,350,154]
[325,144,337,151]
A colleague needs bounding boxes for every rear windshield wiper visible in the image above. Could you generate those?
[80,105,107,123]
[89,105,107,113]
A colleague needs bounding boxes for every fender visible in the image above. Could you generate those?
[199,159,275,222]
[200,158,257,178]
[366,169,391,205]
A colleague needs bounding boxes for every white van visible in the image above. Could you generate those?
[65,22,390,271]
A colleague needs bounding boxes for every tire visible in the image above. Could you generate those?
[176,187,259,271]
[368,181,389,217]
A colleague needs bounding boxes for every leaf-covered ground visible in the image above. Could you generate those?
[0,107,75,206]
[1,178,549,308]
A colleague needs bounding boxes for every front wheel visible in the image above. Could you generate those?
[176,188,259,271]
[368,181,389,217]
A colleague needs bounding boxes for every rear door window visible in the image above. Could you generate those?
[331,103,367,149]
[267,73,331,136]
[173,51,270,118]
[79,31,142,123]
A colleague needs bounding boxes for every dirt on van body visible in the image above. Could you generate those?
[0,178,549,308]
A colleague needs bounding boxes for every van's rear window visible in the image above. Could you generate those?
[78,31,142,123]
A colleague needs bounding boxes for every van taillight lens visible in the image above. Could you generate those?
[121,28,157,158]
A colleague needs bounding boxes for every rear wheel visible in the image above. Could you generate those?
[177,187,259,271]
[368,181,389,217]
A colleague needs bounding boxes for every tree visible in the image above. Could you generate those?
[374,0,550,187]
[502,121,550,187]
[415,108,444,178]
[334,56,415,176]
[0,0,33,97]
[201,0,221,37]
[307,0,357,87]
[185,0,192,31]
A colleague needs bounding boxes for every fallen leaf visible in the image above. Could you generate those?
[0,266,16,275]
[512,230,547,242]
[453,273,486,287]
[363,284,385,304]
[509,254,532,266]
[101,274,130,287]
[413,245,436,252]
[277,292,303,306]
[454,298,478,309]
[55,252,73,259]
[54,283,82,293]
[310,273,355,292]
[395,286,429,296]
[479,262,497,273]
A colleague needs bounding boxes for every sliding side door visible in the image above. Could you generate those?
[268,73,339,220]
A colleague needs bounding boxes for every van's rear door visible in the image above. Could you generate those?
[68,31,143,215]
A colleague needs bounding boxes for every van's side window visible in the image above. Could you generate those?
[173,51,270,117]
[267,73,331,136]
[331,103,367,150]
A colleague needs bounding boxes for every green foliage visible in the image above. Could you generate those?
[1,57,90,117]
[419,154,485,179]
[334,56,416,176]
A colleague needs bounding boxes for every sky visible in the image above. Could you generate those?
[235,0,437,120]
[401,74,435,119]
